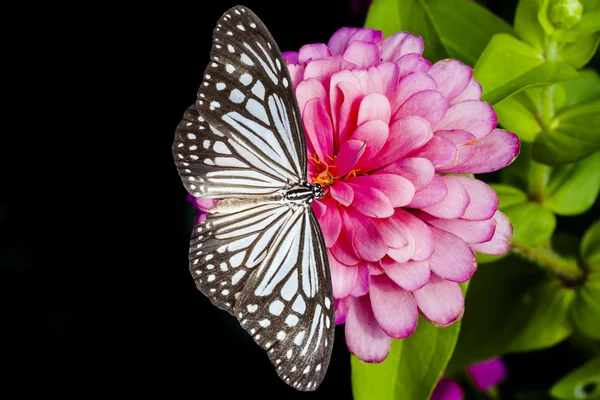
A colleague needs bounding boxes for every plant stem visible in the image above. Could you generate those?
[510,241,584,285]
[527,161,551,202]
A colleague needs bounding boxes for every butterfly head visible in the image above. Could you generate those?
[312,183,324,201]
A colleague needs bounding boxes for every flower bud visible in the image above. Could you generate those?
[550,0,584,29]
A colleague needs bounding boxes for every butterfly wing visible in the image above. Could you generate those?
[234,206,335,391]
[173,5,307,198]
[174,5,335,391]
[189,202,297,314]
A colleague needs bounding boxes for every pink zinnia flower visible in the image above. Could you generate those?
[283,28,520,361]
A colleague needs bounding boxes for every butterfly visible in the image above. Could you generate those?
[172,5,335,392]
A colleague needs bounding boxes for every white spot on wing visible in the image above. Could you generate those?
[229,89,245,104]
[269,300,284,316]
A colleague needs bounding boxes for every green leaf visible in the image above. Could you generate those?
[450,256,574,366]
[352,316,462,400]
[473,33,579,105]
[364,0,448,62]
[543,153,600,215]
[581,219,600,267]
[494,91,543,142]
[364,0,514,65]
[489,183,529,209]
[550,354,600,400]
[515,0,548,51]
[534,100,600,164]
[504,202,557,246]
[533,125,600,164]
[559,32,600,68]
[556,69,600,112]
[572,270,600,340]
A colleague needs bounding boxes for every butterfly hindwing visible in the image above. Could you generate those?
[234,206,335,391]
[190,203,296,314]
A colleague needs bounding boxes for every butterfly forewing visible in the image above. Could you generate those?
[234,208,334,391]
[173,5,335,392]
[173,5,307,198]
[174,105,289,198]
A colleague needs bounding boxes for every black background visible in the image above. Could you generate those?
[3,0,598,398]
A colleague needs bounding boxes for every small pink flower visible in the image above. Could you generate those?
[432,357,507,399]
[284,28,520,361]
[467,357,508,391]
[431,379,464,400]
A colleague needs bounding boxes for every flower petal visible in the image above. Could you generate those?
[413,273,464,327]
[407,175,448,209]
[352,262,371,297]
[383,258,431,291]
[298,43,331,63]
[386,234,416,264]
[362,116,432,171]
[343,41,381,69]
[347,183,394,218]
[434,129,478,170]
[329,250,357,298]
[416,211,496,244]
[287,64,305,89]
[335,296,351,324]
[348,174,415,208]
[330,181,354,207]
[451,77,482,105]
[318,197,342,246]
[409,135,458,168]
[396,53,432,78]
[296,78,327,116]
[394,209,435,261]
[429,59,472,101]
[381,32,424,62]
[471,211,513,255]
[381,157,434,191]
[434,100,497,140]
[441,129,520,174]
[351,120,389,168]
[304,56,356,88]
[331,220,361,266]
[346,208,388,261]
[427,226,476,282]
[370,275,418,339]
[329,80,361,145]
[357,93,392,126]
[303,98,334,161]
[333,139,366,177]
[345,295,392,363]
[392,72,438,112]
[450,176,498,221]
[374,217,410,249]
[312,199,326,218]
[327,27,360,55]
[395,90,448,126]
[422,176,470,219]
[282,51,298,64]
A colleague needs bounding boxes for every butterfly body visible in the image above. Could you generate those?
[173,5,334,392]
